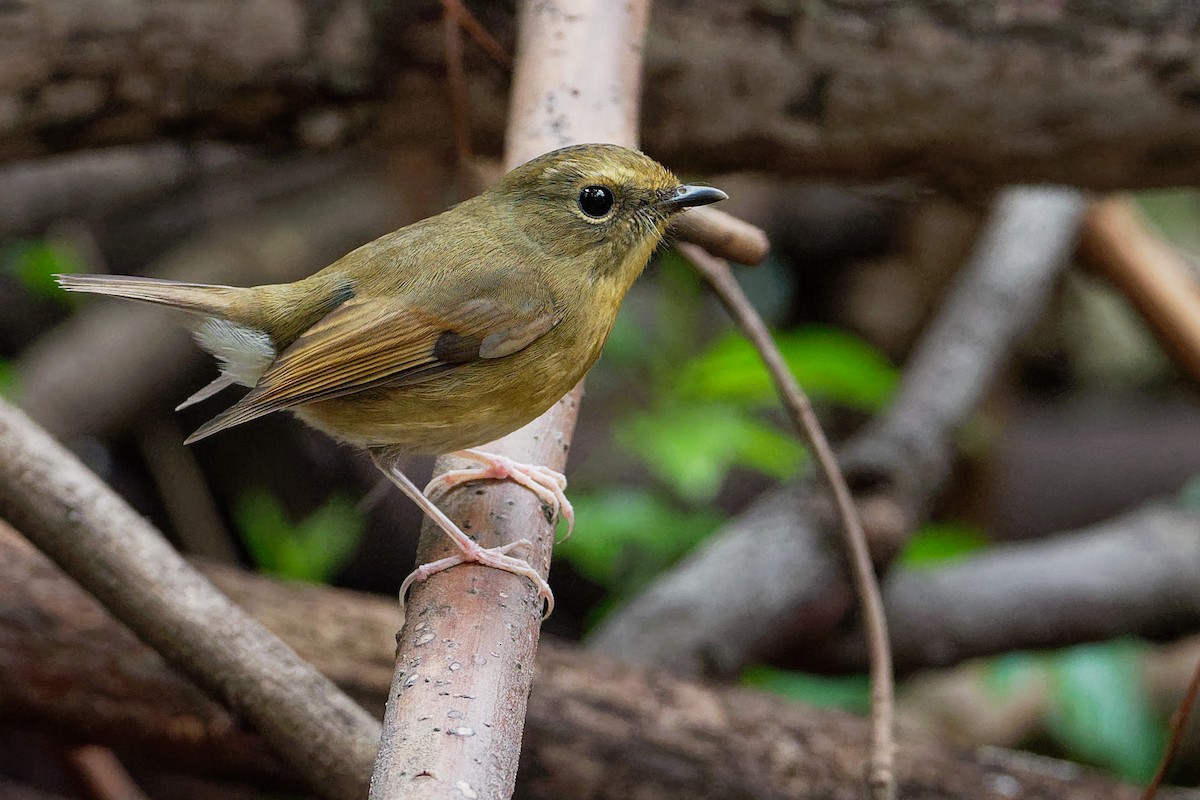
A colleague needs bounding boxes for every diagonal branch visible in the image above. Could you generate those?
[0,399,381,800]
[368,2,651,798]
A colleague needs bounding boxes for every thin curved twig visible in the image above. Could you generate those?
[680,242,895,800]
[1144,657,1200,800]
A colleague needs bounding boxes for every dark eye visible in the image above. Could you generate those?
[578,185,614,218]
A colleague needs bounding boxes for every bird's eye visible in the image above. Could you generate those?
[578,185,615,218]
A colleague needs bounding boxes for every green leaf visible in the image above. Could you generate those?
[235,490,364,583]
[558,489,723,594]
[675,326,898,412]
[741,666,871,713]
[0,361,17,400]
[898,521,989,568]
[1,240,87,302]
[1178,474,1200,509]
[1046,640,1165,782]
[616,402,806,501]
[1134,190,1200,252]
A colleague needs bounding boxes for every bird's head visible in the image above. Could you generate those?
[488,143,726,280]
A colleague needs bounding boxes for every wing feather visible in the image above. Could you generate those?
[186,289,561,443]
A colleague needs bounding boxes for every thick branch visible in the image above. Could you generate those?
[3,524,1193,800]
[5,2,1200,190]
[808,502,1200,674]
[0,401,380,800]
[0,143,244,237]
[589,187,1087,676]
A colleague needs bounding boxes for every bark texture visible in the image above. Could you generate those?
[4,1,1200,189]
[3,522,1195,800]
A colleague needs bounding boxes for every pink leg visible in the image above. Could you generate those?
[370,451,553,622]
[424,449,574,540]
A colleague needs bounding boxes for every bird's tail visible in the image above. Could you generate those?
[55,274,242,317]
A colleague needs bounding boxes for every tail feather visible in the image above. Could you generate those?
[55,274,242,317]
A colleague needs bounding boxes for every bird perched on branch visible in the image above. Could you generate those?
[57,143,727,617]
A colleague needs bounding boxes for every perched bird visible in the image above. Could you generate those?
[57,143,727,616]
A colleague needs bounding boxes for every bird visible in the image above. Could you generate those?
[56,143,727,617]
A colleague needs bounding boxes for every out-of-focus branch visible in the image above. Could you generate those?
[1080,196,1200,382]
[671,207,769,265]
[1146,658,1200,800]
[804,502,1200,673]
[67,745,152,800]
[590,187,1088,677]
[0,402,380,800]
[0,144,244,237]
[369,3,649,799]
[3,524,1194,800]
[6,2,1200,192]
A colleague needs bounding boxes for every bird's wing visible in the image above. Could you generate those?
[186,287,562,442]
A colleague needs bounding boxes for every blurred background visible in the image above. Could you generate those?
[3,1,1200,797]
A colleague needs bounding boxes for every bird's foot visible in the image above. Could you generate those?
[368,450,555,624]
[398,537,553,623]
[425,449,574,539]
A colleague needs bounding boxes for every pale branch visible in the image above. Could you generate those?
[1080,196,1200,383]
[368,2,650,799]
[806,502,1200,674]
[0,401,380,800]
[589,187,1088,676]
[4,2,1200,191]
[3,525,1196,800]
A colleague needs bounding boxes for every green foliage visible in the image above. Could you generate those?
[675,327,899,413]
[1179,473,1200,508]
[1134,189,1200,253]
[898,520,989,568]
[613,299,897,501]
[741,666,871,713]
[0,361,16,399]
[557,489,722,595]
[616,402,807,501]
[235,490,365,583]
[1,239,86,302]
[1046,640,1165,782]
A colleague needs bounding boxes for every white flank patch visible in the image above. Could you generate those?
[193,318,276,386]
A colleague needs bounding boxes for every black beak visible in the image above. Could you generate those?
[660,184,728,211]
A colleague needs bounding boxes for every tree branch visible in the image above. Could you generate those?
[0,401,380,800]
[1080,196,1200,382]
[369,2,650,798]
[589,187,1087,676]
[0,143,244,237]
[5,2,1200,190]
[805,502,1200,673]
[4,523,1195,800]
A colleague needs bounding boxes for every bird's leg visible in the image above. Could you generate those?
[424,449,575,539]
[370,451,553,622]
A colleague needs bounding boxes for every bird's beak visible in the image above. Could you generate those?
[660,184,728,211]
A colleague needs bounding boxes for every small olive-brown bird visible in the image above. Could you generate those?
[57,143,726,615]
